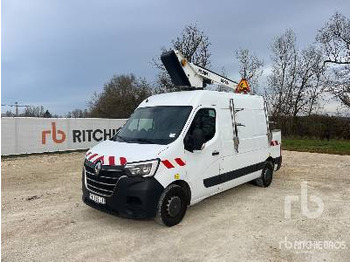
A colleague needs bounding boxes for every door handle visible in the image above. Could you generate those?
[212,150,220,156]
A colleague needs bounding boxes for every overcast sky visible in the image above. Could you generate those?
[2,0,350,115]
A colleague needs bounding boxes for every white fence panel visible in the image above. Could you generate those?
[1,118,127,155]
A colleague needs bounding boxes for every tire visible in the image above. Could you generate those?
[254,161,274,187]
[155,184,188,227]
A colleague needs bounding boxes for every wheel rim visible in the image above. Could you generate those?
[166,196,182,217]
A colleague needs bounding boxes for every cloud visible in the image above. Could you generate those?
[2,0,350,115]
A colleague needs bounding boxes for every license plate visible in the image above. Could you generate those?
[89,193,106,205]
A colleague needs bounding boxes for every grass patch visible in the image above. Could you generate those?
[282,138,350,155]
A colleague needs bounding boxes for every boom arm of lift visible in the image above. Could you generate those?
[161,50,238,89]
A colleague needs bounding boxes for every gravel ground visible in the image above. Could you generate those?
[1,151,350,261]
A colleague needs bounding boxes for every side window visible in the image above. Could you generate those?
[186,108,216,143]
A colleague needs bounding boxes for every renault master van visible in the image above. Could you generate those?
[82,90,282,226]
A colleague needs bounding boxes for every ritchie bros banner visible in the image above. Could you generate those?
[1,118,127,155]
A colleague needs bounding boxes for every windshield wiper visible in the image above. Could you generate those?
[112,134,128,142]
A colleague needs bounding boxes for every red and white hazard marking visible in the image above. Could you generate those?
[86,153,187,169]
[85,153,127,166]
[270,140,280,146]
[162,158,186,169]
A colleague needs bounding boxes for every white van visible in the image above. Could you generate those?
[82,90,282,226]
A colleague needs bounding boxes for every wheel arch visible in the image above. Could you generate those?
[170,180,191,205]
[265,156,274,166]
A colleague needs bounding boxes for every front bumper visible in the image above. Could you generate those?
[82,172,164,219]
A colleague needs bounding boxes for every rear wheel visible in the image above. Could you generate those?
[254,161,274,187]
[155,184,188,227]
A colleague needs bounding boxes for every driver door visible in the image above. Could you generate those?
[184,108,221,202]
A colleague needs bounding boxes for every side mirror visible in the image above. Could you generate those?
[185,128,205,152]
[192,128,205,150]
[184,136,193,152]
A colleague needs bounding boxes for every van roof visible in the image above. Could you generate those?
[138,90,265,110]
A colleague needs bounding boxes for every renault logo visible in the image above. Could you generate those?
[94,161,102,175]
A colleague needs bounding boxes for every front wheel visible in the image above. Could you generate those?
[155,184,188,227]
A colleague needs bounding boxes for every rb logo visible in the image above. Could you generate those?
[42,122,66,144]
[284,181,324,219]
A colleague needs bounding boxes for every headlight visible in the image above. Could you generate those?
[125,159,160,177]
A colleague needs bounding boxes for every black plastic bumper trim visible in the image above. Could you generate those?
[204,161,265,188]
[82,175,164,219]
[274,156,282,170]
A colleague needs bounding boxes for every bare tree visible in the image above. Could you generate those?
[23,106,46,117]
[2,110,15,117]
[266,29,298,116]
[266,30,326,117]
[293,46,326,116]
[317,12,350,107]
[306,64,328,116]
[235,48,264,93]
[153,24,211,92]
[66,109,89,118]
[172,24,211,67]
[89,74,152,118]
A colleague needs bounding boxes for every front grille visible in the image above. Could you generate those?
[84,159,125,197]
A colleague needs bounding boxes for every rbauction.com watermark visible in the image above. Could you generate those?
[279,237,347,253]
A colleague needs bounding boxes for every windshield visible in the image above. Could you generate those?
[113,106,193,145]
